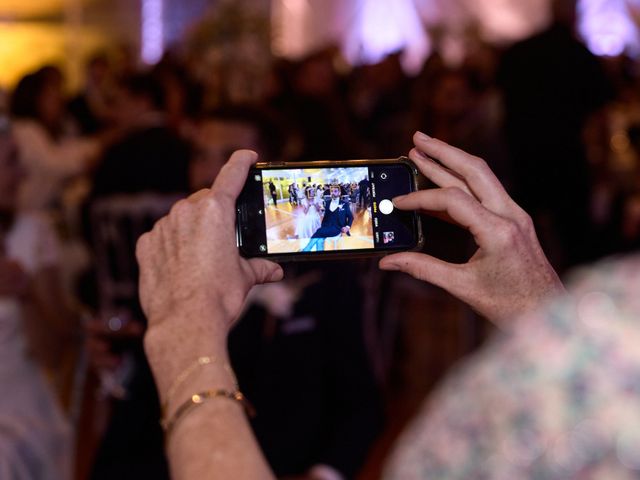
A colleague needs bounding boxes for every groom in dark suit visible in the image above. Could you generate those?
[302,184,353,251]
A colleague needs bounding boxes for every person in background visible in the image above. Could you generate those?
[358,177,370,209]
[152,57,204,136]
[68,52,115,135]
[189,107,277,192]
[286,48,363,161]
[317,184,325,202]
[0,115,75,480]
[347,53,414,158]
[84,72,191,480]
[10,66,102,213]
[293,186,322,241]
[269,181,278,205]
[289,183,297,206]
[497,0,613,270]
[88,73,191,198]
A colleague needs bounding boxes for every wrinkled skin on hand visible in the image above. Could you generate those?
[136,150,283,390]
[379,133,565,328]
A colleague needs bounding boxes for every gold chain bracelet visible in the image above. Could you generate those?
[162,356,238,416]
[161,389,256,436]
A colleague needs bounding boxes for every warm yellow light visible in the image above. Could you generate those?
[0,21,107,90]
[0,0,65,18]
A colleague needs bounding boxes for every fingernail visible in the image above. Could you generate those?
[414,149,429,159]
[392,195,406,205]
[416,131,431,140]
[269,268,284,282]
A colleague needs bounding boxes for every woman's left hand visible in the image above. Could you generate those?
[136,150,284,392]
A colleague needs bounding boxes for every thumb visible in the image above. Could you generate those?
[379,252,464,293]
[247,258,284,285]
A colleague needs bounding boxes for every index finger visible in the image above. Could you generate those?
[412,132,509,208]
[394,187,502,247]
[210,149,259,204]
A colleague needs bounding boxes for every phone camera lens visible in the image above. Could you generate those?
[380,172,388,180]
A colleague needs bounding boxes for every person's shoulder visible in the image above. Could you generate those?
[438,253,640,386]
[387,253,640,478]
[563,254,640,308]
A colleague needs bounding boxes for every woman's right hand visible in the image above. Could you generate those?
[380,133,565,328]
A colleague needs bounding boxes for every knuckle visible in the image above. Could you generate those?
[135,233,150,260]
[169,199,189,218]
[515,209,535,233]
[443,186,468,202]
[203,195,225,215]
[189,188,210,201]
[467,155,489,176]
[470,154,488,168]
[151,216,166,235]
[212,190,235,209]
[496,219,521,245]
[215,185,234,201]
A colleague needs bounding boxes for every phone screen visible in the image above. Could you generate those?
[237,161,421,258]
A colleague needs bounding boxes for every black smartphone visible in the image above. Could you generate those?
[236,157,423,260]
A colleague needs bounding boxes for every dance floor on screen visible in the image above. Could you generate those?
[265,202,374,253]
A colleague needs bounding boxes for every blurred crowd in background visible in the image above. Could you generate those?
[3,0,640,478]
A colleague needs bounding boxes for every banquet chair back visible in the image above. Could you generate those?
[89,193,183,319]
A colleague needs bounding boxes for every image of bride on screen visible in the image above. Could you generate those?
[294,186,322,240]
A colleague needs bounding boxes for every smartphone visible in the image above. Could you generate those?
[236,157,423,260]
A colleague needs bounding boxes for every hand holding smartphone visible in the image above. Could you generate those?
[236,157,423,261]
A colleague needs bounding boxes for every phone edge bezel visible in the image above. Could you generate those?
[236,156,425,262]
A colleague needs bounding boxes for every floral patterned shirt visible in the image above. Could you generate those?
[384,255,640,479]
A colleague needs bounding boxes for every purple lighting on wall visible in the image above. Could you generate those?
[578,0,640,56]
[141,0,164,64]
[344,0,429,74]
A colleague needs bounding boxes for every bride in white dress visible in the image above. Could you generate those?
[294,186,322,240]
[0,118,71,479]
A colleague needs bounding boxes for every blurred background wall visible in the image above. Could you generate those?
[1,0,639,92]
[0,0,138,90]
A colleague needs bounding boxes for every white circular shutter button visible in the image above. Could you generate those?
[379,199,394,215]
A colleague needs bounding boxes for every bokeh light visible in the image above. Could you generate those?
[141,0,164,64]
[343,0,429,74]
[579,0,640,56]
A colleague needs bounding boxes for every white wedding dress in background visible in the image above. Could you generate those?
[295,197,322,240]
